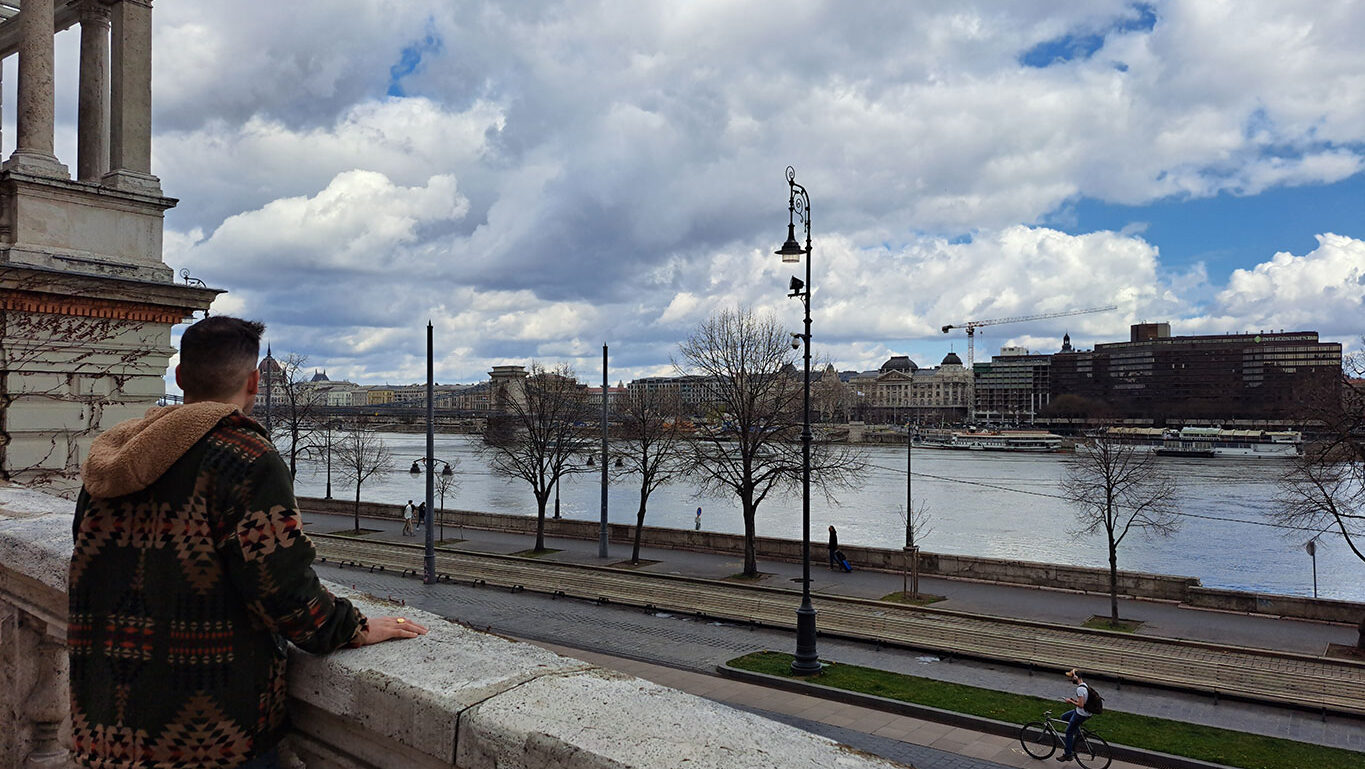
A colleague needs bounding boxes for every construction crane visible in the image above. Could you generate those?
[941,305,1117,371]
[942,305,1118,422]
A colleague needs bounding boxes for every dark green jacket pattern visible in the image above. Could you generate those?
[69,410,364,769]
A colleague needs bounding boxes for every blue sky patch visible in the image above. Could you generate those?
[1020,3,1157,68]
[1060,172,1365,284]
[388,24,445,97]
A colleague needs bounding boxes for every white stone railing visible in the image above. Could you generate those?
[0,485,897,769]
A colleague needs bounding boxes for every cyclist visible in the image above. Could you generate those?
[1057,668,1093,762]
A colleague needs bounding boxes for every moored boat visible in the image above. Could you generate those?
[913,429,1066,453]
[1097,426,1301,459]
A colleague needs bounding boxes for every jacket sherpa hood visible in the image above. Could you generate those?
[81,401,243,498]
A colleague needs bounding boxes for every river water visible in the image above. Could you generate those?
[288,432,1364,602]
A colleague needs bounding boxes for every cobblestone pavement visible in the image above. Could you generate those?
[316,564,1365,758]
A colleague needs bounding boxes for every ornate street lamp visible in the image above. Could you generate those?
[776,165,820,675]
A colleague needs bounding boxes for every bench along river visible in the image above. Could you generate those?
[286,432,1365,602]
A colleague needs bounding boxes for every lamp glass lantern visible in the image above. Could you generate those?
[777,223,804,263]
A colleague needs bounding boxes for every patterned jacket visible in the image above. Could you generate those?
[70,402,365,769]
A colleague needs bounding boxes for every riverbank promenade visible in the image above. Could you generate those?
[300,504,1364,768]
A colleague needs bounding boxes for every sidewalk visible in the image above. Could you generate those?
[307,511,1365,765]
[304,509,1356,656]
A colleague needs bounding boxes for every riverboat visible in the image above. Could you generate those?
[913,429,1066,453]
[1098,426,1302,459]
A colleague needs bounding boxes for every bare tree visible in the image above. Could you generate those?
[334,421,394,534]
[482,362,593,552]
[1061,437,1180,626]
[267,352,323,479]
[435,458,461,541]
[303,416,342,500]
[614,386,689,563]
[1275,342,1364,648]
[894,501,934,598]
[678,308,866,576]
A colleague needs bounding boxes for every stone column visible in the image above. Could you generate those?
[77,1,112,183]
[21,628,71,769]
[104,0,160,195]
[5,0,71,178]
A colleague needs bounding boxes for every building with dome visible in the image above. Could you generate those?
[841,352,973,423]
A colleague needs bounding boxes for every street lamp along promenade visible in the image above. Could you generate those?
[776,165,821,676]
[410,457,456,542]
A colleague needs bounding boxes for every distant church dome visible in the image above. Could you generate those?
[1061,333,1073,352]
[879,355,918,373]
[941,351,963,366]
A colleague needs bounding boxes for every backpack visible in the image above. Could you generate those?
[1083,684,1104,714]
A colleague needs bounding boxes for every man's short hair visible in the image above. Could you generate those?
[179,316,265,400]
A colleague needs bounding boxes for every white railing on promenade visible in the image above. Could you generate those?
[0,485,899,769]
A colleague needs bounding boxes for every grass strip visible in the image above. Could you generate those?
[1081,616,1142,633]
[728,651,1362,769]
[879,591,946,606]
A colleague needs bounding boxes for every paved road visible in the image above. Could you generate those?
[304,511,1365,762]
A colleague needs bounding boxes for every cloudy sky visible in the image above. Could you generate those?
[25,1,1365,386]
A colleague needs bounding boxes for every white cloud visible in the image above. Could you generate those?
[130,1,1365,384]
[1196,233,1365,338]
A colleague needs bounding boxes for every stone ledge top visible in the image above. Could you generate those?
[0,484,76,592]
[1,484,902,769]
[307,593,900,768]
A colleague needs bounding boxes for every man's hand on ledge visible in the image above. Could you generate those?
[351,616,429,647]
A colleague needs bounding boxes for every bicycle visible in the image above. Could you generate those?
[1018,710,1111,769]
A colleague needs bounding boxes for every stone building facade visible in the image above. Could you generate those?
[843,352,973,424]
[0,1,216,493]
[973,346,1052,423]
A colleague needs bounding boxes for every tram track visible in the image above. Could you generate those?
[312,533,1365,717]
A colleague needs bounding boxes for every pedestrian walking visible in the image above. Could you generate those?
[417,501,427,527]
[695,506,702,530]
[1056,668,1095,762]
[402,499,415,536]
[827,525,839,570]
[69,315,426,769]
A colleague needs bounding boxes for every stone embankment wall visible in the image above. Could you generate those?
[303,496,1364,626]
[0,486,900,769]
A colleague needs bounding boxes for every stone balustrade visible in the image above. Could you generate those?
[0,485,900,769]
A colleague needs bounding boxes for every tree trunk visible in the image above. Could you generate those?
[353,484,361,534]
[1109,543,1120,625]
[631,487,648,564]
[534,492,548,552]
[289,426,299,480]
[741,499,758,577]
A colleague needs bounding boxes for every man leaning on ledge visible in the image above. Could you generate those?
[68,316,428,769]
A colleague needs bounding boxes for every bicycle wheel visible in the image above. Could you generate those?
[1074,730,1111,769]
[1018,722,1057,759]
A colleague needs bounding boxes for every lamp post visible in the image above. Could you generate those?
[776,165,820,675]
[324,418,334,500]
[905,420,919,598]
[1305,538,1318,598]
[424,322,436,583]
